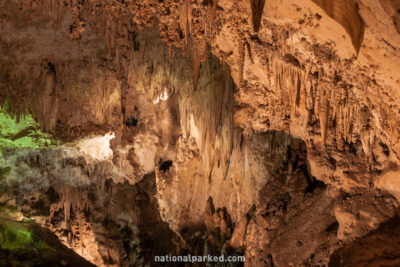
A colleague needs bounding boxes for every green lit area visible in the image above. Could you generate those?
[0,205,47,253]
[0,104,54,150]
[0,205,95,266]
[0,219,47,251]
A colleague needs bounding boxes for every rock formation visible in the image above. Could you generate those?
[1,0,400,266]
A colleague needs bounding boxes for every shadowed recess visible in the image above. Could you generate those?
[329,216,400,266]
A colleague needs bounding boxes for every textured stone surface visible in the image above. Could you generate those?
[1,0,400,266]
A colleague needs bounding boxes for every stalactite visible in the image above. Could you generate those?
[178,0,201,90]
[270,56,309,119]
[336,126,345,151]
[343,105,354,143]
[238,37,246,86]
[209,0,218,26]
[250,0,266,32]
[187,32,201,91]
[319,88,330,144]
[312,0,365,54]
[61,186,72,244]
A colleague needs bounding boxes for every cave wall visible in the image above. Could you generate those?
[1,0,400,266]
[2,0,400,194]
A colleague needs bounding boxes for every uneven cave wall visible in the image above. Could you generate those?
[2,0,400,195]
[329,216,400,267]
[1,0,400,266]
[0,147,182,266]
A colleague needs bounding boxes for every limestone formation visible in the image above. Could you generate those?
[1,0,400,266]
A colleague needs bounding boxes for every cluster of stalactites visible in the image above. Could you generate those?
[178,0,219,90]
[269,54,362,148]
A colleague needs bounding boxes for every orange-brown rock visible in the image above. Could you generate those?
[1,0,400,266]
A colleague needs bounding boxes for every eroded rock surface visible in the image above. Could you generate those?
[1,0,400,266]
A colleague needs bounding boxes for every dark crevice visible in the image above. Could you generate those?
[125,116,138,127]
[325,221,339,233]
[159,160,173,172]
[283,53,301,67]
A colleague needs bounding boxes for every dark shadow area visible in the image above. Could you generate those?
[0,212,95,267]
[178,196,245,267]
[329,216,400,267]
[159,160,173,172]
[125,116,138,127]
[247,131,335,267]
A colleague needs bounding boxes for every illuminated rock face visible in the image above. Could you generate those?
[76,133,115,161]
[1,0,400,266]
